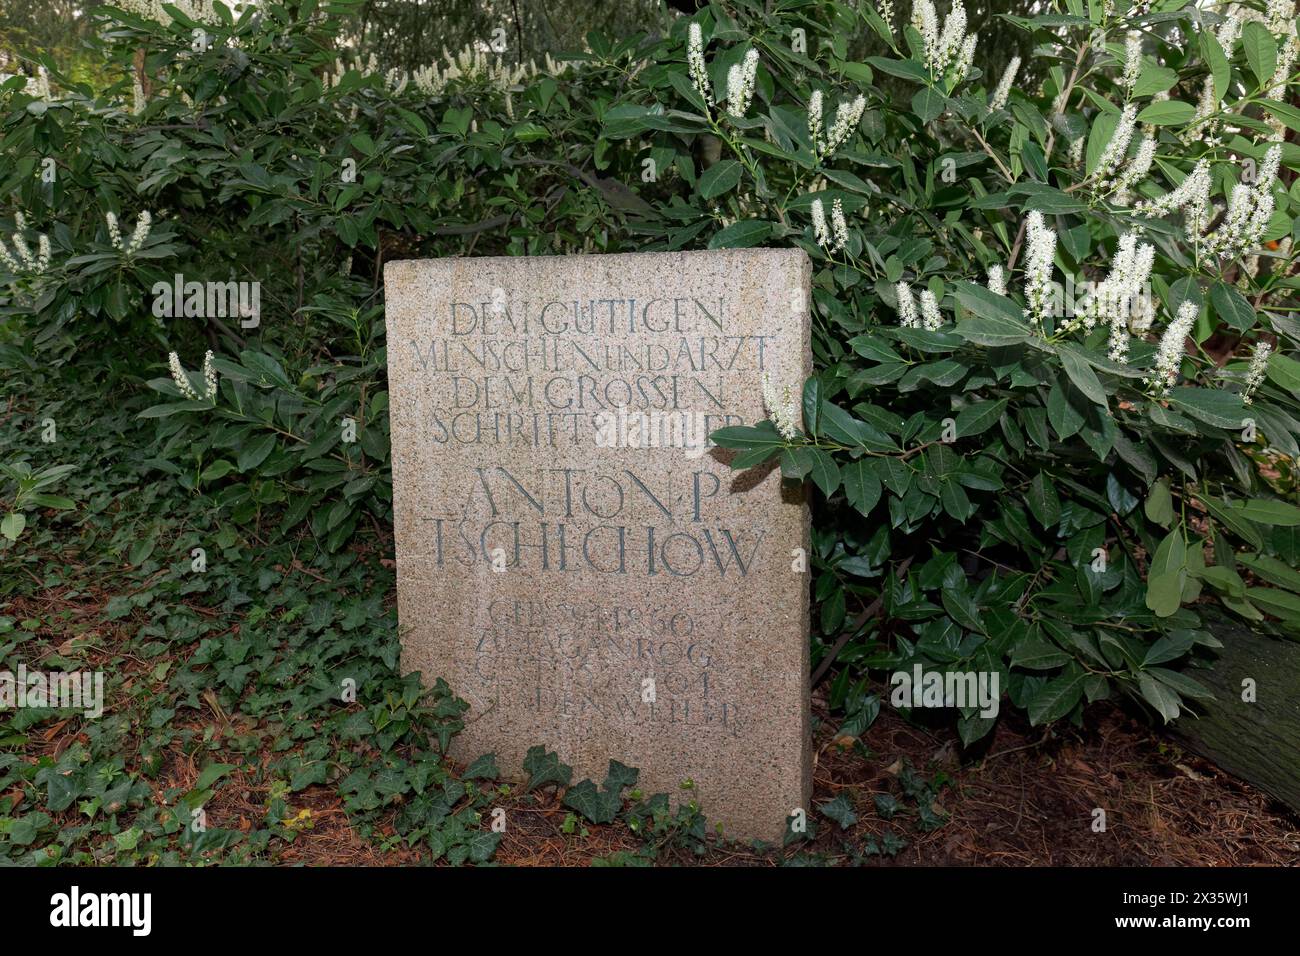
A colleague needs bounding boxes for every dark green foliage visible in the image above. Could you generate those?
[1,0,1299,866]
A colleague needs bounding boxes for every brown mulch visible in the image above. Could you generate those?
[805,701,1299,866]
[477,698,1300,867]
[8,583,1298,866]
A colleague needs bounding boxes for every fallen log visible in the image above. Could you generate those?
[1168,609,1300,815]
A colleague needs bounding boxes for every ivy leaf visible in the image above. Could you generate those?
[818,794,859,830]
[881,829,908,856]
[522,745,572,791]
[563,779,621,823]
[602,760,639,794]
[873,792,901,819]
[338,711,374,740]
[35,767,81,813]
[6,818,37,846]
[463,753,500,781]
[464,830,502,863]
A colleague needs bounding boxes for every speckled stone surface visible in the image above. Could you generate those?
[383,249,811,843]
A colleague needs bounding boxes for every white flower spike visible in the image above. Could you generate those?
[0,213,53,276]
[106,212,123,250]
[824,95,867,155]
[1242,341,1271,404]
[1122,32,1142,93]
[919,289,944,330]
[761,372,800,440]
[1111,136,1156,204]
[1148,300,1199,395]
[808,90,824,152]
[688,22,713,106]
[895,281,920,328]
[126,211,152,256]
[725,49,760,118]
[1023,211,1058,329]
[1093,104,1138,187]
[811,197,830,248]
[987,264,1006,295]
[1204,144,1281,261]
[169,351,219,402]
[911,0,975,78]
[829,198,849,253]
[169,352,201,401]
[989,56,1020,112]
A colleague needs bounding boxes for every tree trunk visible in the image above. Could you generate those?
[1168,609,1300,814]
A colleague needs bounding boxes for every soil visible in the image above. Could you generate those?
[287,696,1300,867]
